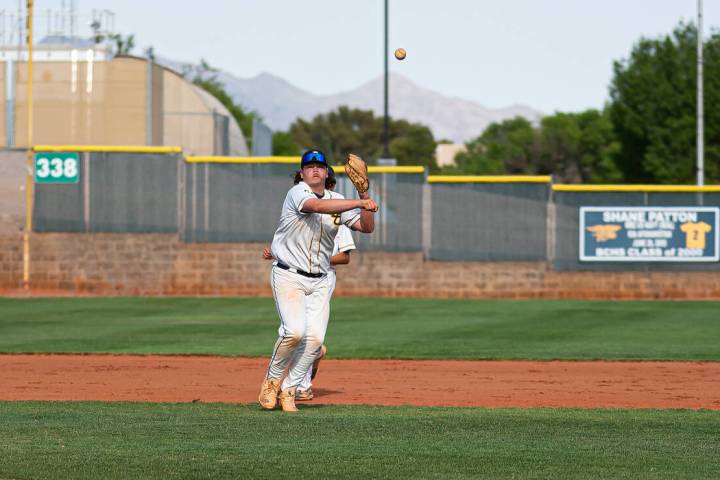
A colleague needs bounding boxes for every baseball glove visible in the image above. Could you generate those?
[345,153,370,194]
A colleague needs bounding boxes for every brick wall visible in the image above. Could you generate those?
[1,233,719,299]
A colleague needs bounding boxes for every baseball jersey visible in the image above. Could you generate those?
[680,221,712,249]
[330,225,356,272]
[271,182,360,274]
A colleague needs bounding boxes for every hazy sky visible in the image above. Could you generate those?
[6,0,720,113]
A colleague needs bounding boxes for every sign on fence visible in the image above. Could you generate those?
[34,152,80,184]
[580,206,719,262]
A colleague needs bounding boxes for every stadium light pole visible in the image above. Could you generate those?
[382,0,390,159]
[697,0,704,186]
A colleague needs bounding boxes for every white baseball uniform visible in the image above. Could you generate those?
[266,182,360,391]
[298,225,356,391]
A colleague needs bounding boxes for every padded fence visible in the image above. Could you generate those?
[182,160,297,243]
[553,189,720,271]
[182,161,425,251]
[33,166,85,232]
[33,148,182,233]
[27,148,720,272]
[428,179,551,261]
[335,169,425,252]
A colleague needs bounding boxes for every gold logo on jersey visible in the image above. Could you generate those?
[331,213,341,226]
[587,224,622,242]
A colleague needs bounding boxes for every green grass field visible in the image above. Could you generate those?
[1,402,718,480]
[0,297,719,360]
[2,297,719,479]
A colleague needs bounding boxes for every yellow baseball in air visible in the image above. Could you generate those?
[394,48,407,60]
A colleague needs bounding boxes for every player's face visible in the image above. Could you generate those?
[301,163,328,189]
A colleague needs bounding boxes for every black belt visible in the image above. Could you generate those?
[275,262,325,278]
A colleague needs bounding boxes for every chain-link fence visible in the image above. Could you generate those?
[33,148,182,233]
[428,178,551,261]
[335,168,425,252]
[182,159,297,243]
[26,149,720,271]
[182,161,425,251]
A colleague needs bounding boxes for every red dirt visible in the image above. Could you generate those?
[1,354,719,409]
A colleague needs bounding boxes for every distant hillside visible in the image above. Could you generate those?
[160,58,542,143]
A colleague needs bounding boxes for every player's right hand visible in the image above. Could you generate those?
[262,247,274,260]
[360,198,379,212]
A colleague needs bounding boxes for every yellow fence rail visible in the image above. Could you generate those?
[186,156,425,174]
[34,145,182,154]
[186,156,296,164]
[428,175,551,183]
[553,184,720,193]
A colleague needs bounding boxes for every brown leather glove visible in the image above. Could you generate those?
[344,153,370,194]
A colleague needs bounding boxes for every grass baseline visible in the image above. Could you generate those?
[0,297,719,360]
[0,401,718,480]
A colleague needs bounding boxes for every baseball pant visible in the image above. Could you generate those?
[298,270,336,391]
[266,265,331,391]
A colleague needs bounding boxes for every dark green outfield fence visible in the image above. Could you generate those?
[27,147,720,271]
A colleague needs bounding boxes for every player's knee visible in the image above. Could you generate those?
[285,330,304,347]
[305,335,323,352]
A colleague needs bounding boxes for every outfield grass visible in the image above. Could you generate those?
[0,402,718,479]
[0,297,719,360]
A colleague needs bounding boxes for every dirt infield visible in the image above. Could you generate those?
[1,354,719,409]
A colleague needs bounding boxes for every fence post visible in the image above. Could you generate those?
[546,177,556,265]
[177,153,185,238]
[422,182,432,259]
[83,152,90,232]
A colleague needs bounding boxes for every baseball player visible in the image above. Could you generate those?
[261,167,356,401]
[259,149,375,412]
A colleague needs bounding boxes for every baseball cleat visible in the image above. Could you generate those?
[278,389,299,412]
[311,345,327,380]
[258,378,281,410]
[296,388,314,401]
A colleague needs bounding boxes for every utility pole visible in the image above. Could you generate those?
[382,0,390,158]
[697,0,704,186]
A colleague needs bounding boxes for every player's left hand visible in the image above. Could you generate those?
[262,248,274,260]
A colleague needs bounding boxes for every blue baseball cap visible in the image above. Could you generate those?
[300,149,329,168]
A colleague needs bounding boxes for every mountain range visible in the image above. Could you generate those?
[160,58,542,143]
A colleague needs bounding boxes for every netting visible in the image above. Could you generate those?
[28,149,720,272]
[33,171,85,232]
[88,152,180,233]
[33,151,181,233]
[334,172,424,252]
[182,162,297,243]
[429,182,550,261]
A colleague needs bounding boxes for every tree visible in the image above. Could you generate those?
[388,120,437,169]
[574,109,623,183]
[609,22,720,183]
[287,106,437,169]
[445,112,621,183]
[539,110,622,183]
[109,33,135,55]
[272,131,301,156]
[187,60,257,150]
[447,117,538,175]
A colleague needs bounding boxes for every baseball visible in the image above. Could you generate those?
[394,48,406,60]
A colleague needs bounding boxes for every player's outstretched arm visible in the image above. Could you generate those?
[302,198,378,215]
[330,251,351,266]
[351,192,376,233]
